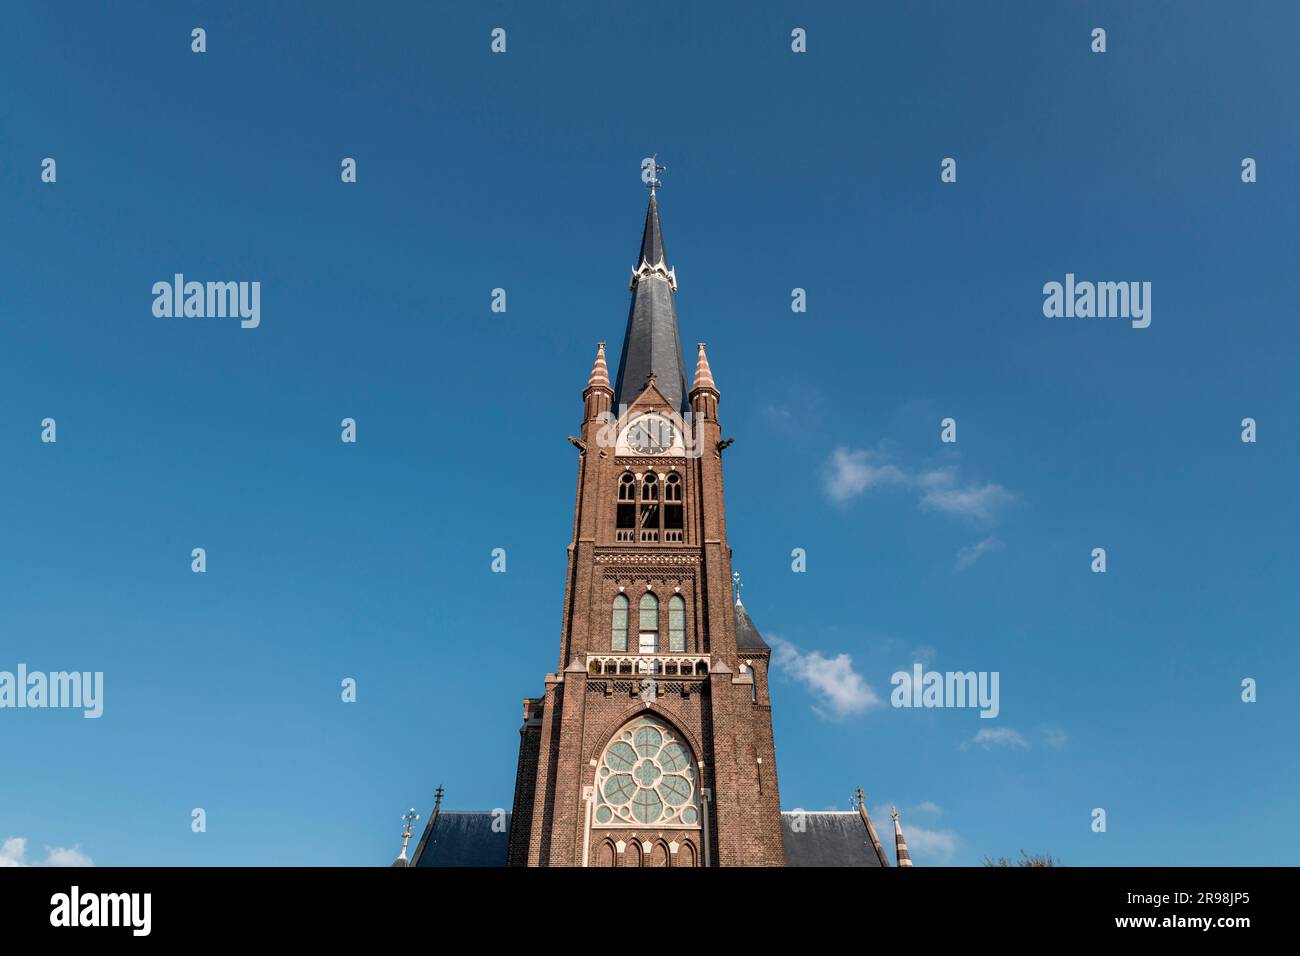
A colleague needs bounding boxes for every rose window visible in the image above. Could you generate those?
[593,714,701,828]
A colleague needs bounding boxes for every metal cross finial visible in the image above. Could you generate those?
[397,806,420,862]
[732,571,743,606]
[855,787,865,809]
[642,155,666,195]
[433,784,444,810]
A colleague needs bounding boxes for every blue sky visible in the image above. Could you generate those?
[2,0,1297,866]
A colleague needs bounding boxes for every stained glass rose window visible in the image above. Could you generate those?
[592,714,701,828]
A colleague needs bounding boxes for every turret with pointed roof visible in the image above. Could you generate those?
[891,806,913,867]
[613,195,689,413]
[583,341,613,422]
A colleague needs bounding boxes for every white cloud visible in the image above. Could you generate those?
[871,803,958,864]
[921,483,1016,522]
[0,836,94,867]
[0,837,26,867]
[769,635,882,720]
[904,824,959,864]
[825,448,909,503]
[825,448,1016,525]
[965,727,1029,750]
[956,535,1003,570]
[44,845,94,867]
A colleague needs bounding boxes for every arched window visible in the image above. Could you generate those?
[664,473,683,542]
[611,594,629,652]
[668,595,685,652]
[639,475,660,542]
[638,593,658,653]
[592,713,702,830]
[664,473,682,502]
[616,474,636,541]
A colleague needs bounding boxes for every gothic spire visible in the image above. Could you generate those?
[586,341,612,392]
[891,806,913,867]
[613,193,689,413]
[691,342,717,393]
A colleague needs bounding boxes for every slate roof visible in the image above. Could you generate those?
[781,812,887,867]
[613,195,690,413]
[734,600,770,652]
[410,811,511,868]
[401,808,891,867]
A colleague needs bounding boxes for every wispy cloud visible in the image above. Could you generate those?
[825,448,908,503]
[964,727,1029,750]
[905,824,959,863]
[956,535,1003,570]
[825,447,1016,525]
[872,802,958,864]
[921,477,1016,523]
[769,635,882,720]
[0,836,94,867]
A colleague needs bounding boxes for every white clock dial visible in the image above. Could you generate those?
[627,416,675,455]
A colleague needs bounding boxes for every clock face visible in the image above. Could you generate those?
[627,416,675,455]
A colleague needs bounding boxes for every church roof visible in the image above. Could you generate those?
[613,195,690,414]
[410,811,510,867]
[399,807,897,867]
[734,600,770,651]
[781,812,888,867]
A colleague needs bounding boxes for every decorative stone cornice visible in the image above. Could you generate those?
[596,552,700,565]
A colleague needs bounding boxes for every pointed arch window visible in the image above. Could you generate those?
[616,474,636,542]
[664,474,683,542]
[668,595,686,652]
[639,474,660,542]
[616,471,684,545]
[638,593,659,654]
[611,594,629,652]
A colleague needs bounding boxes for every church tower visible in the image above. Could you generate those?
[507,189,785,867]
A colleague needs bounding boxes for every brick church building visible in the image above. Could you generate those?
[393,185,912,868]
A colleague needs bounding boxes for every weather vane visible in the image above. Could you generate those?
[642,154,666,195]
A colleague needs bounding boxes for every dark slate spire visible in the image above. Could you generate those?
[638,193,667,266]
[613,194,690,413]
